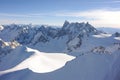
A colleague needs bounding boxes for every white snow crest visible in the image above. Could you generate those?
[0,47,75,75]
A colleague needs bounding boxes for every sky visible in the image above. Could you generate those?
[0,0,120,28]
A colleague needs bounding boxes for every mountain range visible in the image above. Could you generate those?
[0,21,120,80]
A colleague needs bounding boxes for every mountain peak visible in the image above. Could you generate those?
[63,20,70,28]
[114,32,120,37]
[62,21,95,30]
[61,21,97,36]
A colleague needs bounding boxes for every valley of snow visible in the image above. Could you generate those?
[0,21,120,80]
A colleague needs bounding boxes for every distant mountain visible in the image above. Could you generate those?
[0,21,99,53]
[97,27,120,33]
[0,21,120,80]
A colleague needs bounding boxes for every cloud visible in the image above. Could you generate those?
[0,13,31,17]
[0,9,120,28]
[56,10,120,28]
[0,13,48,18]
[0,19,31,24]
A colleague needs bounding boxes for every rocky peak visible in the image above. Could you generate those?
[114,32,120,37]
[57,21,98,39]
[84,22,97,32]
[62,20,70,29]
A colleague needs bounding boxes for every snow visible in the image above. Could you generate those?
[30,36,68,53]
[0,23,120,80]
[0,26,21,41]
[68,37,80,48]
[32,32,43,44]
[93,33,112,38]
[0,39,20,49]
[114,37,120,40]
[0,25,4,30]
[0,52,118,80]
[0,47,75,75]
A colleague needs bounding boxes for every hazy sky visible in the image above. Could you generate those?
[0,0,120,27]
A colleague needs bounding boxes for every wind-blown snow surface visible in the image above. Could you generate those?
[0,46,75,76]
[0,22,120,80]
[0,50,120,80]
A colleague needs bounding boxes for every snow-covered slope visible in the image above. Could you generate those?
[0,38,20,58]
[0,21,120,80]
[0,45,120,80]
[0,46,75,76]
